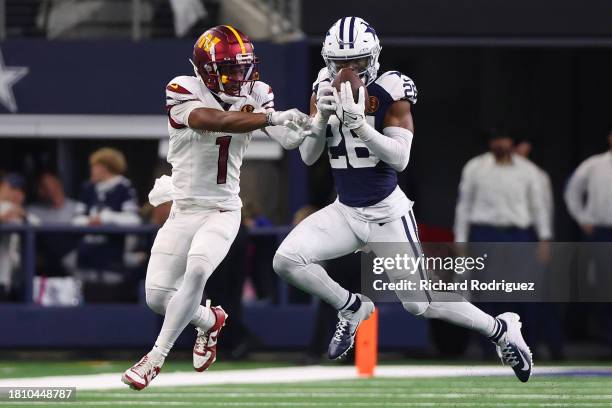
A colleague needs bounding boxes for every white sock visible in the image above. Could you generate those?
[191,305,216,331]
[149,345,168,363]
[415,289,497,338]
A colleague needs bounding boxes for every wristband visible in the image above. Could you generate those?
[266,111,274,127]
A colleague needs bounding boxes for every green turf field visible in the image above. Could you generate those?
[1,376,612,407]
[0,360,291,379]
[1,361,611,407]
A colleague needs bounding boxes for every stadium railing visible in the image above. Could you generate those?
[0,224,427,350]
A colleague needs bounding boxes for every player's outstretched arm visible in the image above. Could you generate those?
[299,92,332,165]
[188,107,298,133]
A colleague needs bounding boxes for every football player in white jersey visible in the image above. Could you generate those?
[122,25,310,390]
[273,17,533,382]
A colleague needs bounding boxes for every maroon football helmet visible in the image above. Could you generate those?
[192,25,259,97]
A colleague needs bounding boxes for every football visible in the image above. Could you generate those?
[331,68,369,107]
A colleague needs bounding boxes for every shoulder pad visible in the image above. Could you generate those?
[250,81,275,110]
[166,76,201,112]
[375,71,417,104]
[166,76,200,98]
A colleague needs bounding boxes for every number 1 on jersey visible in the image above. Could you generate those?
[215,135,232,184]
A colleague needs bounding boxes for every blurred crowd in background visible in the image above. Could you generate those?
[1,129,611,359]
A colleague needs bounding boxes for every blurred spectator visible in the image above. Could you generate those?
[515,139,554,237]
[74,148,140,290]
[454,130,552,244]
[564,131,612,241]
[242,201,273,229]
[0,173,39,300]
[564,132,612,349]
[27,172,80,278]
[28,172,79,224]
[454,130,551,356]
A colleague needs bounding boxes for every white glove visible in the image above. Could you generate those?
[267,123,311,150]
[333,81,366,130]
[268,108,310,127]
[316,82,337,121]
[265,109,312,150]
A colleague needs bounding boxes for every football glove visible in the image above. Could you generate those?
[316,82,337,121]
[333,82,366,130]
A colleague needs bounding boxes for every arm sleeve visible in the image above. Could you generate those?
[169,100,207,126]
[352,124,413,172]
[564,160,593,225]
[165,78,205,126]
[299,112,328,165]
[454,161,477,242]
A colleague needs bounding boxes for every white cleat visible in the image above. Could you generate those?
[193,305,228,372]
[494,312,533,382]
[121,354,162,391]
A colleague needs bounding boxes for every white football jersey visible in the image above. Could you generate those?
[164,76,274,210]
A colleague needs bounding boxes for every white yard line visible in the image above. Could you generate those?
[4,403,612,407]
[0,365,610,391]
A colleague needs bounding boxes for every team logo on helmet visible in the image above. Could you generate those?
[191,25,259,97]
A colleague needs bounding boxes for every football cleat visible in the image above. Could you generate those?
[328,294,375,360]
[121,354,162,391]
[193,306,228,372]
[494,312,533,382]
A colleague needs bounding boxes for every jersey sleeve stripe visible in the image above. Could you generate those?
[166,83,192,94]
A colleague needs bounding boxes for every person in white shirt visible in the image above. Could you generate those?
[515,139,554,238]
[454,131,552,246]
[564,131,612,241]
[454,130,551,360]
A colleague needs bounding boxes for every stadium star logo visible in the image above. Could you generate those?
[0,49,29,113]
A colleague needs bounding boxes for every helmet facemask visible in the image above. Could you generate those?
[322,45,381,86]
[192,54,259,97]
[213,57,259,97]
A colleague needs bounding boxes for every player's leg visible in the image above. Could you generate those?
[273,203,364,310]
[144,210,216,331]
[122,210,239,390]
[273,203,374,359]
[369,210,532,382]
[152,210,240,362]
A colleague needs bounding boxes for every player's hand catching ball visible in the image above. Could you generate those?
[333,82,366,130]
[316,82,337,121]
